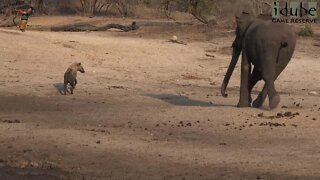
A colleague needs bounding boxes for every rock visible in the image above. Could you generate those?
[308,91,318,96]
[284,112,293,117]
[258,113,264,117]
[171,35,178,41]
[276,113,284,118]
[224,123,230,126]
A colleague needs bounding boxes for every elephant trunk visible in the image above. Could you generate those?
[221,47,241,97]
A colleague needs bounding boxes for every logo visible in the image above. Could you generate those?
[272,1,318,23]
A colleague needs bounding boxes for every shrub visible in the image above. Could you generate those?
[298,24,314,37]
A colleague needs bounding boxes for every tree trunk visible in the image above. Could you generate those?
[188,0,209,24]
[37,0,44,14]
[3,0,12,17]
[80,0,97,17]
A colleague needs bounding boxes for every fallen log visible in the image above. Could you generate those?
[51,21,139,32]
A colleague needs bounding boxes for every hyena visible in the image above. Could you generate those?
[64,62,85,95]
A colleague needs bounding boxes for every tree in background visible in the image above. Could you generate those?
[80,0,96,16]
[1,0,19,16]
[1,0,316,20]
[36,0,44,13]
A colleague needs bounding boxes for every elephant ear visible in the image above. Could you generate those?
[236,11,250,22]
[235,11,252,35]
[257,14,272,20]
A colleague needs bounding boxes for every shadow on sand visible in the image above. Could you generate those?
[146,94,233,107]
[53,83,65,95]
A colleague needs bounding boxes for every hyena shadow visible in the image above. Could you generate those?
[53,83,65,95]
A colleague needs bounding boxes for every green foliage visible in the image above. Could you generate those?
[298,24,314,37]
[196,0,217,16]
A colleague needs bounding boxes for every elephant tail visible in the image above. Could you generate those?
[276,42,288,63]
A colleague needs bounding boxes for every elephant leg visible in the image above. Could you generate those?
[237,53,251,107]
[255,46,281,109]
[253,56,291,108]
[248,67,262,103]
[252,85,266,108]
[263,68,279,109]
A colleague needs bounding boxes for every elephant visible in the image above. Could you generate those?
[221,12,297,109]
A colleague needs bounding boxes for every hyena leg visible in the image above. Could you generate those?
[64,82,68,95]
[70,81,75,94]
[74,79,77,89]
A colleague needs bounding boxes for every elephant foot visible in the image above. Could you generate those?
[252,97,263,108]
[237,101,251,108]
[269,94,280,110]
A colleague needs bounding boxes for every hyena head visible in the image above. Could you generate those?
[76,62,85,73]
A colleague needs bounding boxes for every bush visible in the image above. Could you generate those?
[298,24,314,37]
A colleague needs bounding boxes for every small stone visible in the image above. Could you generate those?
[308,91,318,96]
[284,112,293,117]
[276,113,284,118]
[224,123,230,126]
[171,35,178,41]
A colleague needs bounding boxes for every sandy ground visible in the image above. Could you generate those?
[0,16,320,179]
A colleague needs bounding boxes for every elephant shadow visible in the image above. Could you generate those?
[53,83,65,95]
[146,94,232,107]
